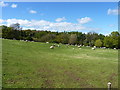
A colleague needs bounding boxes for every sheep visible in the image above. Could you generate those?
[66,44,69,46]
[50,46,54,49]
[75,44,77,46]
[13,38,16,40]
[73,48,75,50]
[86,46,89,47]
[114,48,116,50]
[94,46,96,48]
[78,46,81,48]
[57,45,60,47]
[103,47,106,49]
[92,47,95,50]
[53,44,56,47]
[46,42,49,44]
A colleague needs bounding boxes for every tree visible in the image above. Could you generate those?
[40,34,56,42]
[103,36,113,48]
[10,23,22,30]
[69,34,77,45]
[95,39,102,47]
[55,33,69,44]
[103,31,119,48]
[85,32,99,46]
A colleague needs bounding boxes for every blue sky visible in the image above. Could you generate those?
[0,2,118,35]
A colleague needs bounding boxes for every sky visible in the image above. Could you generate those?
[0,2,118,35]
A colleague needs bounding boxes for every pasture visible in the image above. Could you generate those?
[2,39,118,88]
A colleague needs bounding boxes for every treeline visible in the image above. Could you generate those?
[1,25,120,49]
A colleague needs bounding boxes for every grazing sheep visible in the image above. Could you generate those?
[13,38,16,40]
[57,45,60,47]
[75,44,77,46]
[50,46,54,49]
[103,47,106,49]
[83,45,84,47]
[78,46,81,48]
[46,42,49,44]
[94,46,96,48]
[53,44,56,46]
[114,48,116,50]
[92,48,95,50]
[86,46,89,47]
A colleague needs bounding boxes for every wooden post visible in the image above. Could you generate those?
[107,82,111,90]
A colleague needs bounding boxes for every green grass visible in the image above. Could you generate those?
[2,39,118,88]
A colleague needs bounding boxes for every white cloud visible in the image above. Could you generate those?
[1,18,100,33]
[107,9,118,15]
[55,17,66,22]
[29,10,37,14]
[6,19,30,26]
[77,17,92,24]
[11,4,17,8]
[0,1,8,7]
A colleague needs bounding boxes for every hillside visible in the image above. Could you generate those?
[2,39,118,88]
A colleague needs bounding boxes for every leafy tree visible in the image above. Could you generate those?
[1,25,120,49]
[69,34,77,45]
[95,39,102,47]
[103,36,113,48]
[55,33,69,44]
[40,34,56,42]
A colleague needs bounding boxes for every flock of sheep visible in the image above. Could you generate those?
[7,39,117,50]
[48,42,117,50]
[48,42,116,50]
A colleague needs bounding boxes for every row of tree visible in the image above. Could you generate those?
[1,25,120,49]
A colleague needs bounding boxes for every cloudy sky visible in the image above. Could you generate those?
[0,2,118,35]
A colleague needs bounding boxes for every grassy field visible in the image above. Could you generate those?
[2,39,118,88]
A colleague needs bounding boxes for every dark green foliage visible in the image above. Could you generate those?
[69,34,77,45]
[1,25,119,49]
[55,33,69,44]
[95,39,102,47]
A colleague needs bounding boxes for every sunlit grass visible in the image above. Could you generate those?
[2,39,118,88]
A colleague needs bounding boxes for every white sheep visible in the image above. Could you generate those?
[57,45,60,47]
[103,47,106,49]
[92,48,95,50]
[78,46,81,48]
[75,44,77,46]
[46,42,49,43]
[50,46,54,49]
[114,48,116,50]
[94,46,96,48]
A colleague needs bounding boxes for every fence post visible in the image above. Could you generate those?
[107,82,111,90]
